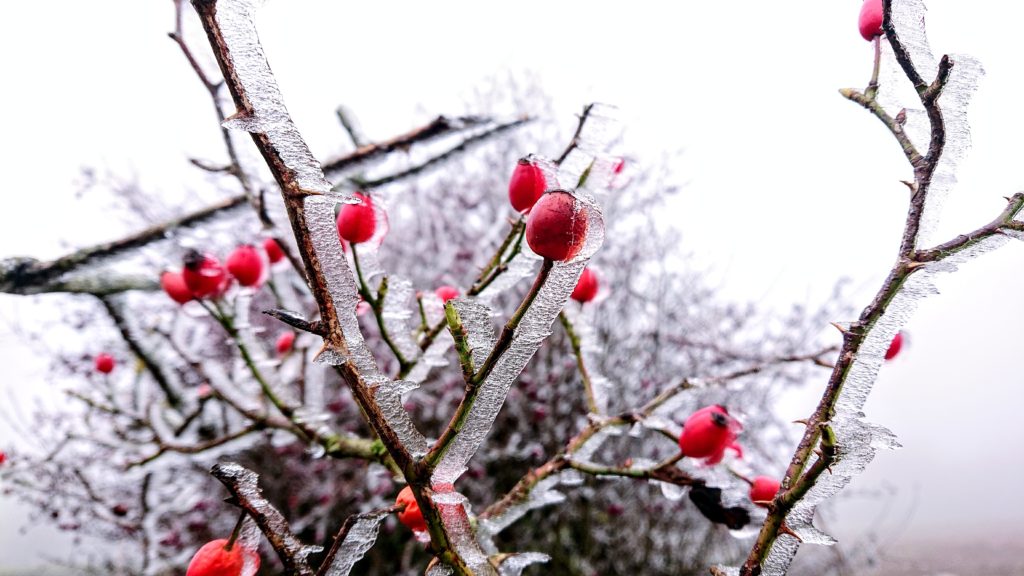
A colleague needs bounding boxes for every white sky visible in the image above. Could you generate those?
[2,0,1023,569]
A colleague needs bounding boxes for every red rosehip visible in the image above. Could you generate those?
[613,158,626,175]
[186,538,260,576]
[749,476,781,507]
[858,0,883,41]
[508,157,547,213]
[570,267,599,303]
[395,486,427,532]
[885,331,904,360]
[276,331,296,355]
[226,244,264,287]
[678,405,742,464]
[0,451,7,465]
[435,285,459,303]
[160,270,193,305]
[94,353,115,374]
[263,238,285,264]
[183,251,230,299]
[336,192,377,244]
[525,190,588,262]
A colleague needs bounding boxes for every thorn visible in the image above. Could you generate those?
[792,419,810,426]
[779,523,804,543]
[829,322,851,335]
[895,108,907,125]
[900,180,916,192]
[263,309,324,335]
[906,261,927,270]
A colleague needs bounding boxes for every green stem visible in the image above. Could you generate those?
[558,311,598,414]
[351,244,412,374]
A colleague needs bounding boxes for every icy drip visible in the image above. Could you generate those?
[562,305,612,413]
[320,509,391,576]
[431,201,606,486]
[380,275,421,362]
[498,553,552,576]
[214,0,333,197]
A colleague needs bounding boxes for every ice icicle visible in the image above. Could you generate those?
[498,552,551,576]
[320,509,391,576]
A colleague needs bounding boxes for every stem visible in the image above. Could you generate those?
[351,244,412,373]
[558,311,598,414]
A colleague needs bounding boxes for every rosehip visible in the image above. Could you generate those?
[508,157,547,213]
[885,331,904,360]
[525,190,588,262]
[0,451,6,465]
[185,538,260,576]
[263,238,285,264]
[160,270,193,305]
[276,331,296,355]
[336,192,376,244]
[858,0,883,41]
[94,353,115,374]
[395,486,427,532]
[183,251,230,299]
[226,245,264,287]
[613,158,626,175]
[749,476,781,507]
[435,285,459,303]
[571,267,599,303]
[678,405,742,465]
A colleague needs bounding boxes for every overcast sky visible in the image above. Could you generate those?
[2,0,1023,570]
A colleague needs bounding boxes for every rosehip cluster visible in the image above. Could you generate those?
[162,242,278,304]
[185,538,260,576]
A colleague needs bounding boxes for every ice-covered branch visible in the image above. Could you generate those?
[99,295,183,407]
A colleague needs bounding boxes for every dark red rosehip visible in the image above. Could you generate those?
[885,331,904,360]
[160,270,193,305]
[263,238,285,264]
[571,267,599,303]
[508,157,547,213]
[226,244,264,287]
[336,192,377,244]
[678,405,742,465]
[276,331,296,355]
[183,251,230,299]
[525,190,588,262]
[186,538,260,576]
[94,353,115,374]
[435,285,459,303]
[749,476,781,507]
[395,486,427,532]
[859,0,883,41]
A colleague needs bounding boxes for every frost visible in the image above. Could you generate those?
[320,509,391,576]
[497,552,551,576]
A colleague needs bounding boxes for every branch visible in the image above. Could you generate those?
[99,295,183,407]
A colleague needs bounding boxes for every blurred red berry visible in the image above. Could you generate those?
[160,270,193,305]
[0,451,7,465]
[525,190,588,262]
[183,251,230,299]
[435,285,459,303]
[276,331,296,355]
[571,267,599,303]
[749,476,781,507]
[859,0,883,41]
[336,192,377,244]
[678,405,742,465]
[613,158,626,174]
[885,331,904,360]
[263,238,285,264]
[186,538,259,576]
[94,353,115,374]
[395,486,427,532]
[226,245,264,287]
[508,157,547,213]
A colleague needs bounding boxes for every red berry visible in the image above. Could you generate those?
[749,476,781,507]
[160,270,193,305]
[395,486,427,532]
[613,158,626,175]
[858,0,883,41]
[94,353,115,374]
[678,405,742,464]
[435,285,459,303]
[336,192,377,244]
[263,238,285,264]
[276,331,296,355]
[183,251,230,299]
[885,331,904,360]
[525,190,589,262]
[571,267,599,303]
[0,451,7,466]
[508,157,547,213]
[226,244,264,287]
[185,538,260,576]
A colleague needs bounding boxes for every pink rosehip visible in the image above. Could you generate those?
[186,538,260,576]
[226,244,264,287]
[160,270,193,305]
[263,238,285,264]
[94,353,115,374]
[395,486,427,532]
[336,192,377,244]
[678,405,743,465]
[435,285,459,303]
[525,190,588,262]
[885,331,904,360]
[749,476,781,507]
[508,157,547,213]
[183,251,230,299]
[858,0,883,41]
[276,331,296,355]
[571,267,599,303]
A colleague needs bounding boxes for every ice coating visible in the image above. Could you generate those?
[426,564,455,576]
[561,305,612,413]
[451,299,498,371]
[403,334,452,384]
[477,473,568,549]
[380,275,421,362]
[214,0,334,197]
[556,104,622,187]
[497,552,551,576]
[320,509,391,576]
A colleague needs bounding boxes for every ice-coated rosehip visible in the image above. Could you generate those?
[161,270,193,305]
[94,353,115,374]
[395,486,427,532]
[263,238,285,264]
[858,0,883,41]
[508,157,547,213]
[336,192,377,244]
[183,251,230,299]
[525,190,588,262]
[571,267,599,303]
[276,331,296,355]
[885,331,904,360]
[678,405,742,464]
[435,285,459,303]
[749,476,781,507]
[226,245,264,287]
[185,538,260,576]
